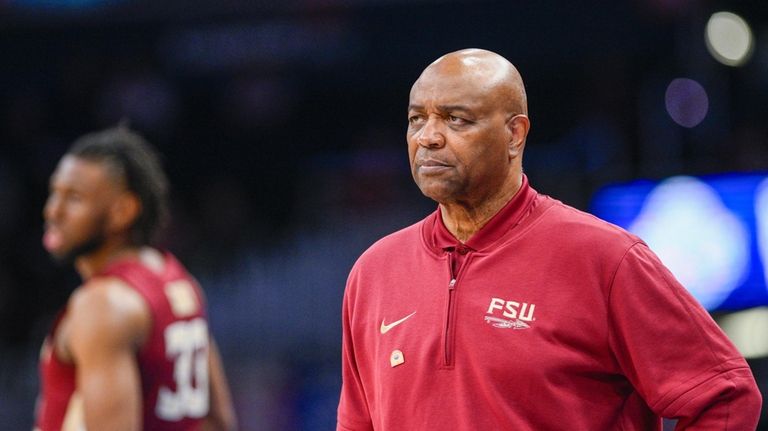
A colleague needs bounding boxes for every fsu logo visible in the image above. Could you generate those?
[485,297,536,329]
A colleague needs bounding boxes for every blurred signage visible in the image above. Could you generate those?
[590,174,768,311]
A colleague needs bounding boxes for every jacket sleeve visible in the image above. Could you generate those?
[607,242,761,429]
[337,268,374,431]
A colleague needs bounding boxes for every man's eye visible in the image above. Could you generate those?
[408,115,424,124]
[448,115,465,124]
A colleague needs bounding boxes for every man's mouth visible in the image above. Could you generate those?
[417,159,452,174]
[42,227,63,252]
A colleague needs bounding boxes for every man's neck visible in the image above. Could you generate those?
[75,239,139,280]
[440,173,522,243]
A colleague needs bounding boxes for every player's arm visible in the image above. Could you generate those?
[67,278,151,431]
[201,337,237,431]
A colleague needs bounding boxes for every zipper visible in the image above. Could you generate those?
[444,252,457,367]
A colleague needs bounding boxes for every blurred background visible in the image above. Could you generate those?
[0,0,767,429]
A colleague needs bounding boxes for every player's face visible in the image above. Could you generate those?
[407,68,513,206]
[43,156,119,263]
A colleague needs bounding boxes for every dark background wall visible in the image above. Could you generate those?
[1,0,767,429]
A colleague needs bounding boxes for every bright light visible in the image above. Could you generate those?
[665,78,709,128]
[718,307,768,359]
[755,178,768,291]
[705,11,754,67]
[628,176,750,309]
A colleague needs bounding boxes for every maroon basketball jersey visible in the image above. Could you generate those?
[35,252,211,431]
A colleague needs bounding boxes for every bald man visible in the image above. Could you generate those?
[336,49,761,430]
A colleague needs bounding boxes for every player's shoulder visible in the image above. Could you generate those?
[68,276,150,335]
[72,276,144,307]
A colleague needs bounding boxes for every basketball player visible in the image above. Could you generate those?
[35,126,237,431]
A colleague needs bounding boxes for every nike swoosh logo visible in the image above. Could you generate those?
[380,311,416,334]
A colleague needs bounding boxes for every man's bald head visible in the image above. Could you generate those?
[406,48,531,211]
[414,48,528,116]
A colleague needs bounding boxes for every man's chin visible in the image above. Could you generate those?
[417,183,459,204]
[47,235,105,267]
[47,249,78,267]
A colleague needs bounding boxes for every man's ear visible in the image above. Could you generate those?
[109,191,142,234]
[507,114,530,159]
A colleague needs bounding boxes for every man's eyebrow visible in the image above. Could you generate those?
[439,105,473,112]
[407,104,473,112]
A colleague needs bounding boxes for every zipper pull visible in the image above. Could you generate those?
[449,279,456,290]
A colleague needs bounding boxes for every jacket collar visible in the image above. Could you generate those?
[424,174,538,253]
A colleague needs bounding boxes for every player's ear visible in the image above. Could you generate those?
[109,191,142,234]
[507,114,530,160]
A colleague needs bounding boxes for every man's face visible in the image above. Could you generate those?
[407,67,513,206]
[43,156,118,263]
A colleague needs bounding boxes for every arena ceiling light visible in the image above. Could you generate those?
[705,11,754,67]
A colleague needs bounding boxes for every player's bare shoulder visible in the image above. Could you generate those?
[67,276,151,354]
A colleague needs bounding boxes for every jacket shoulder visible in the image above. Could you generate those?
[346,215,433,281]
[538,197,644,252]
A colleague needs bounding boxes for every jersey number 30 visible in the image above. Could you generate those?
[156,318,209,421]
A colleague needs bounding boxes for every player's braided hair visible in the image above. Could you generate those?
[67,123,169,246]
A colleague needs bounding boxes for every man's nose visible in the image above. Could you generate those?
[416,116,446,148]
[43,195,61,222]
